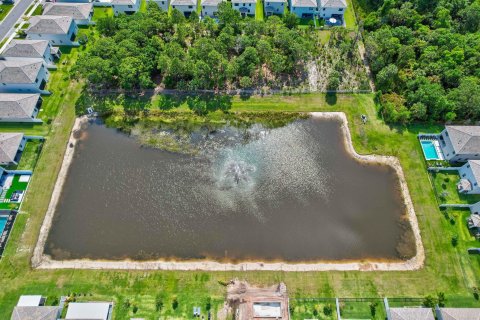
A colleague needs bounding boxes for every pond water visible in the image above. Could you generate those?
[45,117,415,262]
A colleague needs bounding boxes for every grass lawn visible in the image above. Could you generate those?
[0,4,13,21]
[255,0,264,20]
[339,300,386,319]
[0,175,30,210]
[344,0,357,29]
[431,171,480,205]
[16,140,43,171]
[31,5,43,16]
[92,7,113,21]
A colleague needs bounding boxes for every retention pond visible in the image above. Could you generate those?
[44,115,416,263]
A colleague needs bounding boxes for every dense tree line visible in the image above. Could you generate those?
[361,0,480,123]
[74,3,315,91]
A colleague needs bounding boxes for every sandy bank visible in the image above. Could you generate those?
[32,112,424,271]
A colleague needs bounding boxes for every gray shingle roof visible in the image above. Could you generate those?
[43,3,93,20]
[2,40,49,59]
[27,15,73,35]
[446,126,480,155]
[11,306,60,320]
[0,93,39,119]
[437,308,480,320]
[0,59,44,84]
[0,133,23,164]
[389,308,435,320]
[264,0,286,4]
[232,0,257,3]
[291,0,317,7]
[320,0,346,7]
[171,0,197,5]
[201,0,222,6]
[467,160,480,184]
[111,0,137,5]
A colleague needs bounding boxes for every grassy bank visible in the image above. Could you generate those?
[1,90,480,318]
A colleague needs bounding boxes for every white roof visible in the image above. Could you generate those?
[389,307,435,320]
[253,302,282,318]
[66,302,111,320]
[17,295,42,307]
[437,308,480,320]
[320,0,346,7]
[291,0,317,7]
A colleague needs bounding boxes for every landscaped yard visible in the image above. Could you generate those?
[0,174,30,210]
[16,140,43,171]
[431,171,480,205]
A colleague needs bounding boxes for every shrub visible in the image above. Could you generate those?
[172,297,179,310]
[323,304,333,316]
[451,235,458,247]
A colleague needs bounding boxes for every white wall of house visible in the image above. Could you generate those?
[290,5,316,18]
[440,129,480,162]
[56,0,92,3]
[171,4,196,15]
[458,163,480,194]
[0,66,49,94]
[153,0,169,11]
[264,1,284,15]
[231,1,255,15]
[319,6,344,18]
[112,0,140,15]
[19,137,27,152]
[201,4,219,17]
[27,23,78,46]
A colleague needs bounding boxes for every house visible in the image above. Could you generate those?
[457,160,480,194]
[0,59,49,94]
[436,307,480,320]
[170,0,197,17]
[26,16,79,46]
[1,40,60,69]
[387,307,435,320]
[319,0,346,20]
[264,0,285,16]
[43,3,94,26]
[231,0,256,17]
[0,93,42,123]
[200,0,222,17]
[438,126,480,163]
[11,295,60,320]
[56,0,92,3]
[0,133,26,166]
[290,0,317,18]
[111,0,140,15]
[153,0,169,11]
[65,302,113,320]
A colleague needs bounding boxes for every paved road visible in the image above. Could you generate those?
[0,0,35,42]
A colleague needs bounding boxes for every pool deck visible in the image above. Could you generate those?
[0,210,17,257]
[32,113,425,272]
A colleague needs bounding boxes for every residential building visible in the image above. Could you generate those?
[457,160,480,194]
[0,93,42,123]
[200,0,222,17]
[387,307,435,320]
[319,0,346,20]
[264,0,285,16]
[1,39,60,69]
[231,0,256,17]
[0,59,49,94]
[290,0,317,18]
[439,126,480,162]
[56,0,92,3]
[111,0,140,15]
[0,133,26,166]
[153,0,169,11]
[170,0,197,17]
[436,307,480,320]
[26,16,79,46]
[65,302,113,320]
[11,295,60,320]
[43,3,94,26]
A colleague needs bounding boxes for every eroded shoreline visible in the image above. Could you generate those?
[32,112,425,271]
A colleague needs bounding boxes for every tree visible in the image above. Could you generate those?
[283,12,298,29]
[376,64,398,92]
[459,1,480,33]
[97,16,117,36]
[448,77,480,119]
[236,47,260,77]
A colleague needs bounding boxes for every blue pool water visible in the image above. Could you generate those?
[421,140,440,160]
[0,216,7,235]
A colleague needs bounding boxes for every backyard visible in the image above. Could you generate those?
[0,6,479,320]
[431,171,480,205]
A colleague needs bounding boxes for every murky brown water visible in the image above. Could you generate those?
[45,117,415,261]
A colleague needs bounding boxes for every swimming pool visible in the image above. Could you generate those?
[421,140,440,160]
[0,216,7,235]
